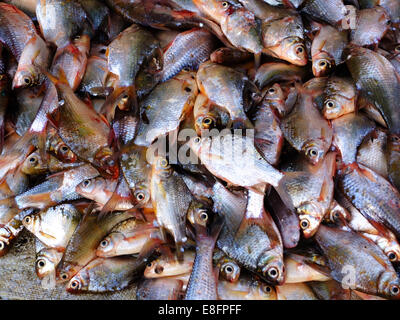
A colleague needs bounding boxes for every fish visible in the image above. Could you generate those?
[346,45,400,135]
[276,283,318,300]
[196,61,256,129]
[36,0,90,48]
[213,250,241,283]
[332,113,375,165]
[57,210,136,283]
[144,250,195,279]
[278,152,336,238]
[301,0,348,27]
[357,129,388,179]
[96,219,160,257]
[253,62,307,90]
[311,24,348,77]
[253,96,284,166]
[322,77,357,120]
[66,256,143,293]
[188,133,284,190]
[22,204,82,250]
[0,3,51,89]
[35,242,64,281]
[337,163,400,239]
[46,71,118,178]
[217,274,277,300]
[137,278,184,300]
[135,71,198,146]
[315,224,400,299]
[280,86,333,165]
[161,28,217,82]
[350,7,390,46]
[185,208,224,300]
[150,156,193,254]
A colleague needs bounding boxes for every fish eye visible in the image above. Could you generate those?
[222,1,229,7]
[390,285,400,296]
[28,156,38,165]
[319,61,327,67]
[60,145,69,153]
[0,241,4,250]
[159,158,168,168]
[23,77,32,85]
[333,211,341,220]
[146,262,153,267]
[295,46,304,55]
[70,279,80,289]
[184,87,192,93]
[300,219,310,230]
[202,117,214,128]
[135,191,146,201]
[100,239,109,248]
[193,137,201,144]
[36,259,46,269]
[61,273,68,280]
[24,216,32,225]
[388,252,397,262]
[395,45,400,53]
[262,285,272,293]
[267,267,279,279]
[155,265,164,274]
[325,100,336,109]
[224,265,233,274]
[268,87,276,94]
[82,179,91,188]
[391,135,400,142]
[199,211,208,221]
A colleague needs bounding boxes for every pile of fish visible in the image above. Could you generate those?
[0,0,399,300]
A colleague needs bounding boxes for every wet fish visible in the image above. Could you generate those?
[322,77,356,120]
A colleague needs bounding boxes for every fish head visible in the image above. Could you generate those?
[195,114,218,135]
[258,253,285,285]
[312,52,335,77]
[220,260,240,283]
[262,83,286,114]
[21,152,47,175]
[75,176,105,198]
[281,37,307,66]
[152,156,173,179]
[35,250,59,280]
[302,140,325,165]
[253,282,277,300]
[298,202,324,238]
[0,226,12,257]
[73,34,91,56]
[21,213,38,233]
[378,271,400,299]
[94,148,119,179]
[96,233,121,257]
[389,134,400,152]
[144,259,168,278]
[187,202,210,228]
[132,186,151,207]
[12,69,38,89]
[66,271,89,293]
[383,241,400,264]
[323,95,352,120]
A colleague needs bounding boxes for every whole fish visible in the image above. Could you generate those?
[280,86,333,165]
[315,224,400,299]
[150,156,193,253]
[57,210,136,283]
[66,256,143,293]
[311,24,348,77]
[161,28,216,82]
[22,204,82,250]
[96,220,159,257]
